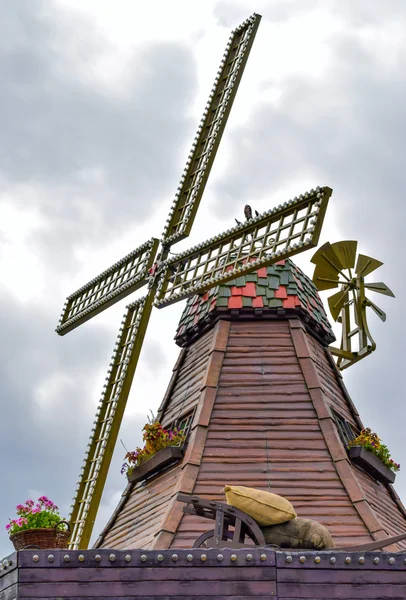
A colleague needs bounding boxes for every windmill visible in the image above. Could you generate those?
[311,240,394,370]
[56,13,333,550]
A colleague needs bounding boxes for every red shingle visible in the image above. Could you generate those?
[231,286,244,296]
[252,296,263,308]
[242,282,257,297]
[228,296,243,309]
[275,286,288,299]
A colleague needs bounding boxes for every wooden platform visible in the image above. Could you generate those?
[2,548,406,599]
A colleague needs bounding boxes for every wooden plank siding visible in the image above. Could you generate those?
[98,316,406,552]
[171,319,373,549]
[4,548,406,599]
[98,322,230,550]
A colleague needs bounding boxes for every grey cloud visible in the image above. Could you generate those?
[0,287,146,557]
[0,1,197,273]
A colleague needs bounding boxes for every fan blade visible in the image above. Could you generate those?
[330,240,357,270]
[365,282,395,297]
[355,254,383,277]
[328,288,349,322]
[311,241,344,273]
[367,298,386,322]
[312,264,340,291]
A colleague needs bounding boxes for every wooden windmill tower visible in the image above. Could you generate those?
[56,13,406,556]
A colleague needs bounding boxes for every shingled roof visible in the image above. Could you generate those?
[175,258,335,348]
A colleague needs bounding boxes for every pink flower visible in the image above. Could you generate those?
[5,524,11,531]
[38,496,49,503]
[31,507,40,514]
[25,500,34,507]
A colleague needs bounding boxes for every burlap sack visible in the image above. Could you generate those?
[262,517,335,549]
[223,485,296,527]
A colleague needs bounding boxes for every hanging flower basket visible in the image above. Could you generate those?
[9,522,70,550]
[5,496,69,550]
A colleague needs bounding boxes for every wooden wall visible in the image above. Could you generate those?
[98,316,406,552]
[2,548,406,599]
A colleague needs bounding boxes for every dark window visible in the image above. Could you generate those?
[331,409,357,447]
[175,411,194,437]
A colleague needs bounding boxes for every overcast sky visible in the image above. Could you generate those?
[1,0,405,558]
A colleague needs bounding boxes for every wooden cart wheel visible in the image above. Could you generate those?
[193,529,234,548]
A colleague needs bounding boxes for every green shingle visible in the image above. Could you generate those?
[219,286,231,297]
[256,286,267,296]
[280,272,290,285]
[268,298,283,308]
[242,297,253,307]
[216,297,229,307]
[268,276,280,290]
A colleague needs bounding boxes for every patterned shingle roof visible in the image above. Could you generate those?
[175,259,335,347]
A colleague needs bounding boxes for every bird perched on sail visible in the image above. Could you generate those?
[244,205,260,221]
[244,204,252,221]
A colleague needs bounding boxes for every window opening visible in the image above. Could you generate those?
[331,408,357,447]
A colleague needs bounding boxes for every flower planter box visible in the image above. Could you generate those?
[348,446,396,485]
[128,446,184,484]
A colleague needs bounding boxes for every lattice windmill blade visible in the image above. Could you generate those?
[68,293,155,550]
[56,239,159,335]
[156,187,332,307]
[312,241,394,370]
[162,14,261,246]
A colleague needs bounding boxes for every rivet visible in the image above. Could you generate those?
[373,557,380,564]
[33,555,39,562]
[187,554,193,562]
[157,554,164,562]
[299,556,306,563]
[200,554,207,562]
[330,557,336,564]
[2,559,10,568]
[125,554,131,562]
[48,555,54,563]
[345,557,351,564]
[246,554,253,562]
[140,554,147,562]
[94,555,101,562]
[231,554,237,562]
[314,556,321,563]
[286,556,293,563]
[404,558,406,565]
[358,556,365,564]
[78,554,85,562]
[172,554,178,562]
[217,554,223,561]
[389,557,395,565]
[260,554,267,561]
[63,555,70,562]
[109,554,116,562]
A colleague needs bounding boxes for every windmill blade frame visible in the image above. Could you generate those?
[56,238,159,335]
[161,14,261,246]
[156,187,332,307]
